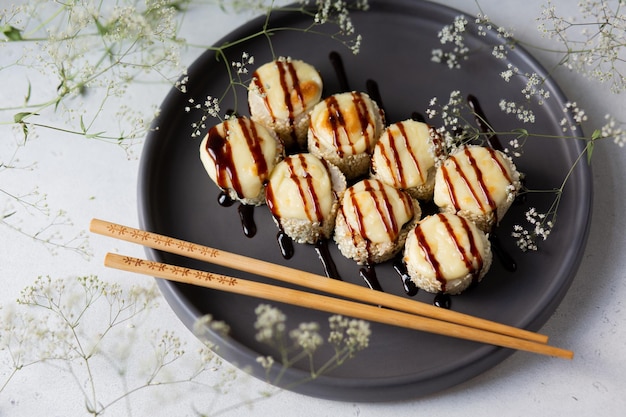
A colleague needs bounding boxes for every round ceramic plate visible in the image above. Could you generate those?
[138,0,592,402]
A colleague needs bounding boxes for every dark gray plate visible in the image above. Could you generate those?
[138,0,592,402]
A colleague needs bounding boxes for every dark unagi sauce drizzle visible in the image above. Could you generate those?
[411,112,426,123]
[312,91,377,158]
[467,94,504,151]
[238,204,256,238]
[434,292,452,309]
[393,257,418,296]
[366,79,385,114]
[217,192,257,238]
[315,239,342,280]
[359,264,383,292]
[329,51,350,92]
[217,191,235,207]
[276,228,294,259]
[490,232,517,272]
[466,148,499,223]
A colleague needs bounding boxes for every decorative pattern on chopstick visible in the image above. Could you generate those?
[104,252,573,359]
[119,255,237,286]
[105,223,220,258]
[90,218,547,345]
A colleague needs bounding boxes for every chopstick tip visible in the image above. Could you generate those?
[88,217,100,232]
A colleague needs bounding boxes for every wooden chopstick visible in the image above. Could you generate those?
[103,252,572,359]
[90,218,548,344]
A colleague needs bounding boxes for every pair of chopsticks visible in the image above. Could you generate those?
[90,218,573,359]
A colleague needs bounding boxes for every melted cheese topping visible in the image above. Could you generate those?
[199,117,280,199]
[404,213,488,281]
[341,179,414,244]
[433,146,518,217]
[248,58,323,121]
[266,153,334,222]
[308,91,384,156]
[371,120,437,189]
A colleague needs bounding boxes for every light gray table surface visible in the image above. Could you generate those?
[1,1,624,416]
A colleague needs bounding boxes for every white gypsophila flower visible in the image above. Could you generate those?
[232,51,255,75]
[254,304,286,343]
[328,315,370,356]
[500,69,514,82]
[505,137,523,158]
[492,44,507,60]
[345,320,370,351]
[475,13,491,37]
[601,114,626,147]
[189,94,221,137]
[499,99,536,123]
[560,101,588,132]
[193,313,231,339]
[505,184,517,203]
[512,224,538,251]
[256,355,275,371]
[512,206,555,251]
[310,0,367,54]
[289,322,324,354]
[521,72,551,104]
[438,90,464,132]
[566,101,588,123]
[432,15,469,68]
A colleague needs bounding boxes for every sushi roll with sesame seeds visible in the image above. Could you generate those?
[307,91,385,179]
[248,57,324,150]
[403,212,492,295]
[199,116,284,206]
[370,119,444,200]
[265,153,346,244]
[334,179,421,265]
[433,145,521,232]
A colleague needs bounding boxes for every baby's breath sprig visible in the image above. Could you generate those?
[430,2,626,251]
[1,275,246,415]
[250,304,370,386]
[1,0,188,146]
[217,0,367,54]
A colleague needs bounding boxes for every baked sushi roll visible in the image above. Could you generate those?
[199,116,283,206]
[403,212,492,295]
[248,57,323,149]
[433,145,521,232]
[334,179,421,265]
[370,119,443,200]
[265,153,346,244]
[307,91,385,179]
